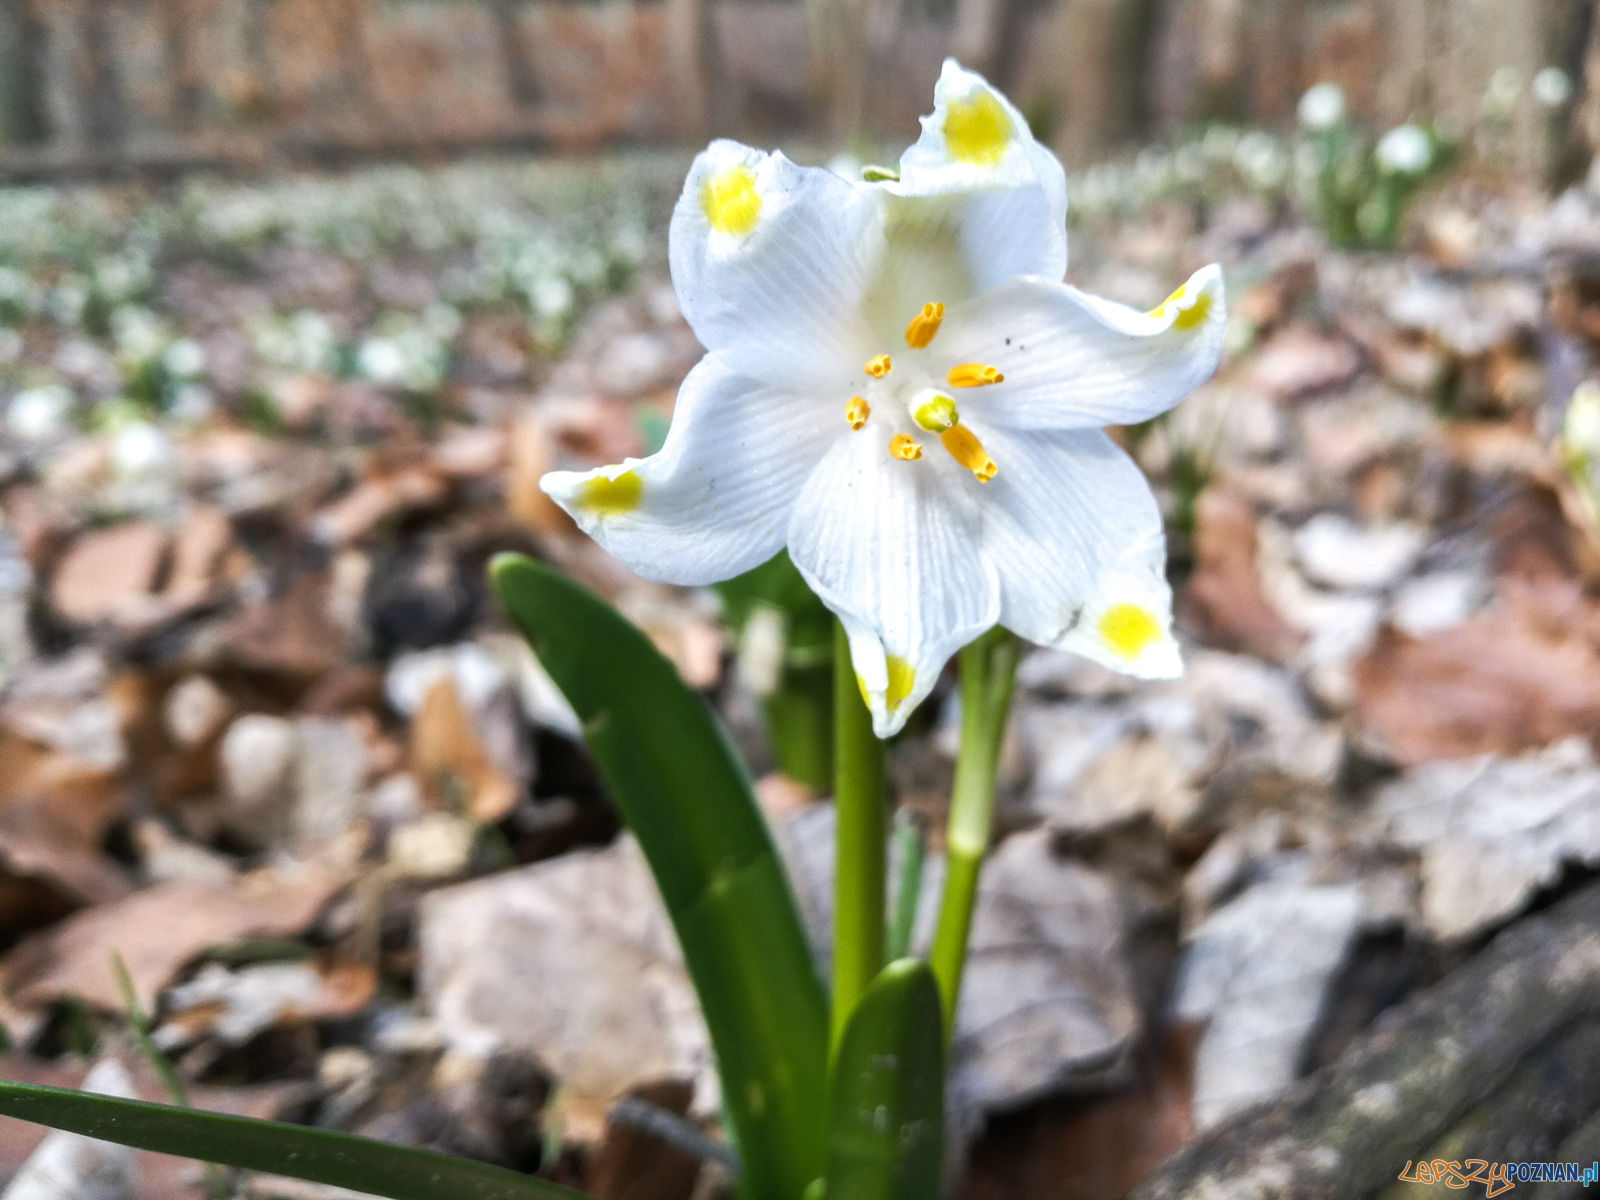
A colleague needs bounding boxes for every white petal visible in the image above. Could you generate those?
[669,140,881,395]
[891,59,1068,285]
[938,265,1226,431]
[788,429,999,736]
[975,423,1181,678]
[541,354,836,587]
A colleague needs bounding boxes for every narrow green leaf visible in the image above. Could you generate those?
[490,554,829,1200]
[0,1081,586,1200]
[825,959,944,1200]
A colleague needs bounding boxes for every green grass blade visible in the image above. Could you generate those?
[490,554,829,1200]
[0,1080,587,1200]
[825,960,944,1200]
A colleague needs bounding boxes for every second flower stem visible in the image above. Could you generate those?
[929,628,1020,1041]
[831,620,887,1055]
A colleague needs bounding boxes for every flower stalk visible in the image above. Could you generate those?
[929,627,1020,1039]
[831,619,888,1054]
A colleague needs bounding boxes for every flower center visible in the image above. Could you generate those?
[840,302,1005,483]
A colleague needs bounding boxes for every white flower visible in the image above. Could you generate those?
[541,60,1226,736]
[1298,83,1347,131]
[1375,124,1432,175]
[1533,66,1573,109]
[6,385,74,442]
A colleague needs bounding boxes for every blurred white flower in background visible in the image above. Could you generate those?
[1298,83,1347,131]
[1533,66,1573,108]
[6,385,75,443]
[1375,124,1433,175]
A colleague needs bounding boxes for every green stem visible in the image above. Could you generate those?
[929,629,1020,1041]
[831,619,887,1055]
[887,809,926,962]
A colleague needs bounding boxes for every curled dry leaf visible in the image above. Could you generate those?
[0,868,347,1013]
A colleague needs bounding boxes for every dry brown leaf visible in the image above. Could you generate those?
[506,410,573,536]
[1353,578,1600,765]
[0,869,346,1013]
[1240,324,1363,400]
[49,522,169,625]
[308,466,449,547]
[410,676,518,822]
[1181,488,1302,660]
[164,505,234,601]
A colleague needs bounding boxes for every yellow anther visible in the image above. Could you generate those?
[944,90,1011,167]
[904,302,945,349]
[700,165,761,236]
[865,354,893,379]
[576,469,643,515]
[911,390,958,433]
[845,396,870,430]
[1148,285,1213,331]
[947,362,1004,388]
[1098,602,1161,660]
[889,433,923,461]
[885,656,915,711]
[940,423,997,482]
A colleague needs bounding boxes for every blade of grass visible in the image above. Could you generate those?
[111,952,230,1200]
[0,1081,590,1200]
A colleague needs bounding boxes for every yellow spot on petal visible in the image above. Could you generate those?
[885,656,915,711]
[911,391,958,433]
[1149,284,1213,330]
[944,90,1011,167]
[889,433,923,461]
[700,164,761,236]
[904,302,945,349]
[1098,602,1161,660]
[856,672,870,708]
[865,354,893,379]
[947,362,1004,388]
[576,469,643,515]
[846,396,870,430]
[939,423,996,482]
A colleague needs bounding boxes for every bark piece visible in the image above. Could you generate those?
[1131,882,1600,1200]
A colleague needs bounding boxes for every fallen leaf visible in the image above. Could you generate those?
[417,837,717,1136]
[0,869,346,1013]
[409,677,519,822]
[49,522,169,626]
[1353,578,1600,765]
[1241,324,1363,400]
[1181,489,1302,659]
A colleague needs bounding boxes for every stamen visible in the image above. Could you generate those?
[845,396,870,430]
[865,354,892,379]
[947,362,1004,388]
[889,433,923,461]
[940,424,996,481]
[904,302,945,349]
[910,389,958,433]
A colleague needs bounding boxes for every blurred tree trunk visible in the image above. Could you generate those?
[160,0,204,131]
[81,0,128,150]
[490,0,540,110]
[1034,0,1163,165]
[807,0,872,142]
[666,0,731,137]
[0,0,51,145]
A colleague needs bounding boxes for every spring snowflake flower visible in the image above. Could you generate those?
[542,60,1226,736]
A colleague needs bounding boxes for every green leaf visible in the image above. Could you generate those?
[0,1080,586,1200]
[825,959,945,1200]
[491,554,830,1200]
